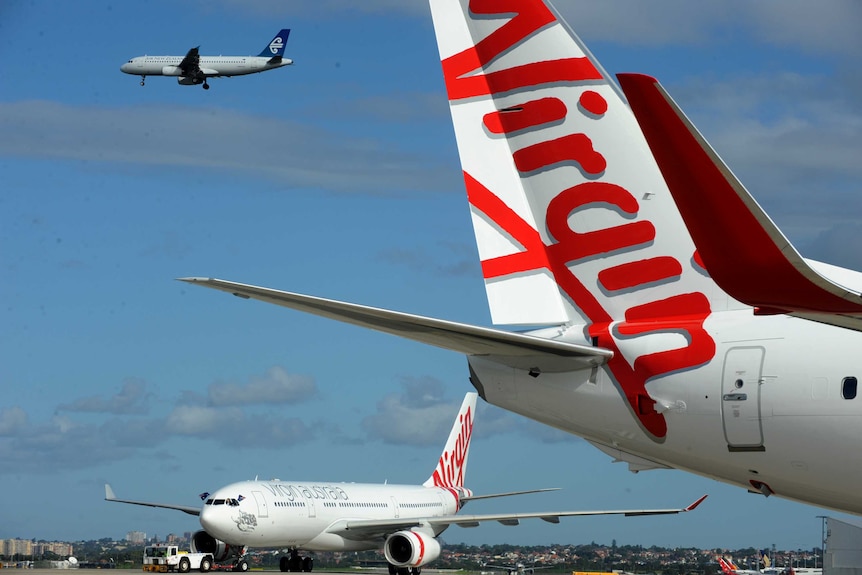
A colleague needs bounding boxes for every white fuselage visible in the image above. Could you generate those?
[120,55,292,78]
[470,309,862,515]
[199,480,458,550]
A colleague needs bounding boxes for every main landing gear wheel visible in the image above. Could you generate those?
[203,82,210,90]
[281,550,312,572]
[233,559,248,572]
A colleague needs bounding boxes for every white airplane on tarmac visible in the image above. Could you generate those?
[120,29,292,89]
[178,0,862,517]
[106,393,704,573]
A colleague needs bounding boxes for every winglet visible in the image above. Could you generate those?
[617,73,862,316]
[685,494,708,511]
[105,484,116,501]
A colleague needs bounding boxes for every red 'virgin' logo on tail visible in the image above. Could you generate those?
[431,406,473,488]
[444,0,717,440]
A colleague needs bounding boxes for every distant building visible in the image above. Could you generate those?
[126,531,147,544]
[1,539,35,556]
[824,517,862,575]
[33,541,74,556]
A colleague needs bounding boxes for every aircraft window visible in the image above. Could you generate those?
[213,499,225,505]
[843,377,858,400]
[206,499,214,505]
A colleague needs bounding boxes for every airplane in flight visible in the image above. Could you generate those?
[106,393,705,573]
[120,29,292,89]
[178,0,862,517]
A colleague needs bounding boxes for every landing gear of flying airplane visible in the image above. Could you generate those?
[279,550,313,572]
[202,81,210,90]
[140,76,146,86]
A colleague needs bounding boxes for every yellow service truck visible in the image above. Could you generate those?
[143,544,214,573]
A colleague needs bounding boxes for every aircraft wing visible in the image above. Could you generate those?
[178,277,612,373]
[104,484,201,516]
[617,73,862,332]
[326,495,706,540]
[178,46,201,76]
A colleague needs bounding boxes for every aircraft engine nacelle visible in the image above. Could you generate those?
[383,530,441,567]
[161,66,182,76]
[177,76,204,85]
[190,530,246,563]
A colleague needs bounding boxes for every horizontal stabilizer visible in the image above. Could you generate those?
[179,277,612,372]
[104,484,201,516]
[618,73,862,331]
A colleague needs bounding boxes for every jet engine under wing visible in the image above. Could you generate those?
[327,495,707,539]
[178,277,612,373]
[617,73,862,332]
[105,484,201,516]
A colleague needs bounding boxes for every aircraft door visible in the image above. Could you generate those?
[721,346,765,451]
[252,491,269,518]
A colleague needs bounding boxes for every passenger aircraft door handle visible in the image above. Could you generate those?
[722,393,747,401]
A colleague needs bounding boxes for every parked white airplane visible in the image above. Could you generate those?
[106,393,704,573]
[120,29,292,89]
[178,0,862,517]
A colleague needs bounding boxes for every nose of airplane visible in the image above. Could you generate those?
[120,61,134,74]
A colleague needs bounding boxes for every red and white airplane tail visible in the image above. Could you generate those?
[429,0,737,328]
[428,0,752,439]
[717,557,738,575]
[423,392,476,493]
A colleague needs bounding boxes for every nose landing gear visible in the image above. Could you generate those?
[140,76,146,86]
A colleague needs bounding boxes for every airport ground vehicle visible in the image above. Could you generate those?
[143,544,214,573]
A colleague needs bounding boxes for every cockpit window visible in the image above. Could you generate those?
[213,499,226,505]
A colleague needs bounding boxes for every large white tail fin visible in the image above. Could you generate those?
[429,0,735,327]
[424,392,477,489]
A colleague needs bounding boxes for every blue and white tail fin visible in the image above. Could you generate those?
[423,393,476,492]
[429,0,737,327]
[259,29,290,58]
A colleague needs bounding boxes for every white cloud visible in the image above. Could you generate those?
[208,366,318,407]
[0,407,28,435]
[165,405,240,435]
[361,378,460,446]
[0,100,457,195]
[57,378,152,414]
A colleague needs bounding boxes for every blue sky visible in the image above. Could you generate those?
[2,0,861,553]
